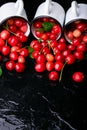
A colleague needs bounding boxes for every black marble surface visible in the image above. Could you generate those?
[0,0,87,130]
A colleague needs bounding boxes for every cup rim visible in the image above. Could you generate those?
[30,15,63,40]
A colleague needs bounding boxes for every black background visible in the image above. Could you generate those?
[0,0,87,130]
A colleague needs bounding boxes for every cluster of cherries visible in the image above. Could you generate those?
[0,17,29,73]
[65,20,87,43]
[31,17,61,41]
[29,19,87,82]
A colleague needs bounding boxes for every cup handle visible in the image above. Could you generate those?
[15,0,24,15]
[71,1,79,17]
[45,0,51,14]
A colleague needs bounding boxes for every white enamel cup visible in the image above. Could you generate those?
[0,0,30,36]
[64,1,87,43]
[31,0,65,40]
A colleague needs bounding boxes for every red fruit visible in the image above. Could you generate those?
[72,71,84,82]
[18,33,28,42]
[57,42,67,51]
[35,63,46,72]
[46,53,54,62]
[74,51,84,60]
[19,48,29,57]
[32,51,39,59]
[73,29,81,38]
[76,44,87,52]
[0,30,10,40]
[36,54,46,63]
[0,38,5,47]
[48,71,59,81]
[20,24,27,33]
[52,24,61,35]
[68,44,76,51]
[55,53,64,62]
[34,21,42,28]
[65,54,76,65]
[15,62,25,72]
[11,46,20,52]
[67,31,73,40]
[6,60,15,71]
[71,38,81,46]
[1,45,10,56]
[8,36,19,46]
[82,35,87,43]
[54,61,63,71]
[46,61,54,71]
[33,42,42,51]
[76,22,87,32]
[9,25,17,33]
[41,33,48,41]
[49,33,56,40]
[15,19,23,27]
[30,40,39,48]
[9,52,18,61]
[42,47,50,55]
[50,40,58,48]
[58,37,66,43]
[18,55,25,63]
[62,49,71,57]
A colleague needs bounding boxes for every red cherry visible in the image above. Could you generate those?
[19,48,29,57]
[46,61,54,71]
[48,71,59,81]
[54,61,63,71]
[71,38,81,46]
[0,30,10,40]
[9,51,18,61]
[15,62,25,72]
[35,63,46,72]
[74,51,84,60]
[18,55,25,63]
[6,60,15,71]
[0,38,5,47]
[8,36,19,46]
[76,22,87,32]
[14,19,23,27]
[76,44,87,52]
[82,35,87,43]
[72,71,84,82]
[65,54,76,65]
[46,53,54,62]
[33,21,42,28]
[1,45,10,56]
[57,42,67,51]
[36,54,46,63]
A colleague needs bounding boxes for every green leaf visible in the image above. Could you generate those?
[28,46,34,59]
[0,67,2,77]
[28,46,34,54]
[42,22,54,32]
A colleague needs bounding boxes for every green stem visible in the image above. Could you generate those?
[59,62,67,82]
[3,25,16,36]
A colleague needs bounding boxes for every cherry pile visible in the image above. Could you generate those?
[31,17,61,41]
[29,32,87,81]
[0,17,29,73]
[64,20,87,43]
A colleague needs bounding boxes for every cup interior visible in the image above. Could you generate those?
[0,16,30,37]
[31,16,62,41]
[64,19,87,43]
